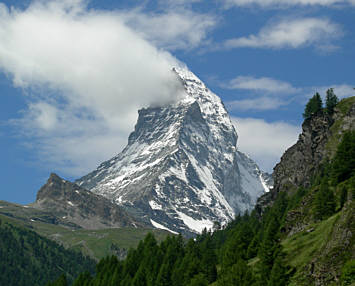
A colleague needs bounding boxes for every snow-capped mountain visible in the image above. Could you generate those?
[77,67,271,236]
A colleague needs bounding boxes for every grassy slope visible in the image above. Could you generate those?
[281,181,354,285]
[0,201,172,261]
[282,213,340,285]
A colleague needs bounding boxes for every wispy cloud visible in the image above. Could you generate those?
[227,96,290,111]
[312,84,355,99]
[223,76,298,111]
[119,8,216,51]
[224,18,342,51]
[232,117,300,172]
[225,76,299,94]
[223,0,355,8]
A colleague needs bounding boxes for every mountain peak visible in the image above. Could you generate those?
[77,67,269,236]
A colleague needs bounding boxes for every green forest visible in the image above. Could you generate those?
[0,218,96,285]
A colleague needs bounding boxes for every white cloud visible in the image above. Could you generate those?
[227,96,289,111]
[226,76,299,94]
[316,84,355,99]
[119,9,216,50]
[232,117,300,172]
[224,18,342,50]
[223,0,355,8]
[331,85,355,98]
[0,0,190,176]
[302,84,354,105]
[223,76,298,111]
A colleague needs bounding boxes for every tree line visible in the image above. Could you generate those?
[303,88,339,119]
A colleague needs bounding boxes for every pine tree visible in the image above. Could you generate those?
[187,274,209,286]
[340,186,348,210]
[72,272,92,286]
[258,216,281,281]
[47,274,68,286]
[267,253,288,286]
[303,92,323,119]
[325,88,339,115]
[332,131,355,183]
[314,179,336,220]
[217,258,254,286]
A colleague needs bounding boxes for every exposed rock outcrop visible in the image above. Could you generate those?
[32,173,144,229]
[256,97,355,214]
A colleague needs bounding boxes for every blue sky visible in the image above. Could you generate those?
[0,0,354,204]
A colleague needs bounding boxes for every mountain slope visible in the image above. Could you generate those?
[0,200,172,261]
[257,96,355,214]
[32,173,145,229]
[77,67,270,235]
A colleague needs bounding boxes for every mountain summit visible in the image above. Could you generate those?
[77,68,271,235]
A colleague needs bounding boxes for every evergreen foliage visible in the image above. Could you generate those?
[332,131,355,183]
[0,218,95,286]
[303,92,323,119]
[340,186,348,210]
[314,178,336,220]
[63,233,217,286]
[340,259,355,286]
[325,88,339,115]
[267,253,288,286]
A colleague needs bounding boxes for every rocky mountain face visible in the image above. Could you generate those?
[77,68,270,236]
[256,97,355,214]
[32,173,144,229]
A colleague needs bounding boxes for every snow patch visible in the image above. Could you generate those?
[150,219,179,234]
[149,200,163,210]
[259,174,270,193]
[176,210,214,233]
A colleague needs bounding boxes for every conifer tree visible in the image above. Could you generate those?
[314,179,336,220]
[217,258,253,286]
[267,253,288,286]
[303,92,323,119]
[258,216,280,280]
[340,186,348,210]
[332,131,355,183]
[187,273,209,286]
[72,272,92,286]
[325,88,338,115]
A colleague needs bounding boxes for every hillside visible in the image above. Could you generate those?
[0,214,96,286]
[0,200,173,261]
